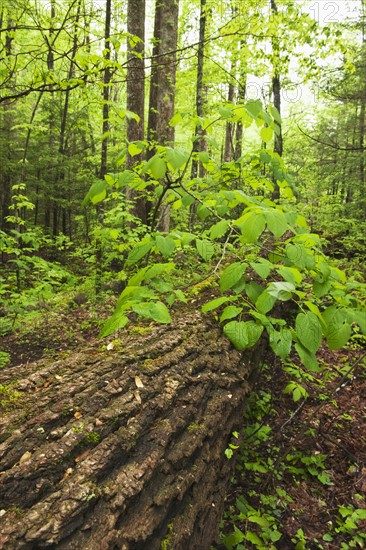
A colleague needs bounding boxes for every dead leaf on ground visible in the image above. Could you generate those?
[135,375,144,389]
[19,451,32,464]
[134,390,142,404]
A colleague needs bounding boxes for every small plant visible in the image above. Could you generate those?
[0,351,10,369]
[334,504,366,546]
[0,383,21,410]
[83,431,100,444]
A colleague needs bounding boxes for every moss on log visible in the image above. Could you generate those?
[0,312,265,549]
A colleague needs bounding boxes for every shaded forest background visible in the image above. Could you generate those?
[1,0,365,311]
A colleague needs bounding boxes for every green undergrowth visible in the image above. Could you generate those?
[216,349,366,550]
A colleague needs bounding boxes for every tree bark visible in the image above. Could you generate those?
[147,0,179,231]
[190,0,207,180]
[95,0,112,294]
[271,0,283,201]
[126,0,147,224]
[0,312,265,549]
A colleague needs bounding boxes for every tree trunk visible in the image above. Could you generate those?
[0,312,265,549]
[147,0,179,231]
[126,0,147,224]
[223,79,235,163]
[271,0,282,201]
[190,0,207,180]
[95,0,112,294]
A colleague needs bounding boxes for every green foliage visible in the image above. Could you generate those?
[0,351,11,369]
[92,101,365,376]
[0,187,81,335]
[218,357,366,550]
[0,383,21,410]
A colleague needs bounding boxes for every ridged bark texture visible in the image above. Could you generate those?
[0,312,265,549]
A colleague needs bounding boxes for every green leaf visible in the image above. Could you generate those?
[236,211,266,243]
[260,126,273,143]
[270,328,292,359]
[131,301,171,323]
[220,262,246,292]
[224,321,249,350]
[118,286,157,307]
[313,279,332,298]
[197,204,210,220]
[326,322,352,350]
[128,142,144,156]
[246,321,264,347]
[286,243,308,269]
[125,110,140,122]
[181,193,195,208]
[277,266,303,285]
[322,306,352,350]
[265,209,288,238]
[196,239,214,261]
[150,279,172,293]
[295,312,322,354]
[250,259,272,279]
[128,266,149,286]
[267,281,295,301]
[247,514,270,528]
[127,263,174,287]
[223,321,263,351]
[156,235,176,258]
[295,342,320,371]
[223,526,245,549]
[245,531,263,546]
[169,112,182,127]
[126,240,153,265]
[166,147,189,170]
[145,262,175,280]
[348,309,366,334]
[202,296,232,312]
[219,105,233,119]
[198,151,210,163]
[144,154,166,179]
[116,170,138,188]
[245,99,263,119]
[99,313,129,337]
[210,219,229,240]
[256,290,276,314]
[174,289,187,303]
[268,104,282,124]
[82,179,107,206]
[245,281,264,303]
[220,305,243,322]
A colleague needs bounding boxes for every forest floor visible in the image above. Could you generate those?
[1,300,365,550]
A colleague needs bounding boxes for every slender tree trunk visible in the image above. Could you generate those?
[223,80,235,162]
[95,0,112,294]
[147,0,179,232]
[126,0,147,224]
[359,0,366,214]
[271,0,283,201]
[234,82,246,160]
[191,0,207,180]
[57,0,82,237]
[189,0,207,230]
[0,15,15,229]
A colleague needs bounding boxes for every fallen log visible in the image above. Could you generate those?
[0,311,265,549]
